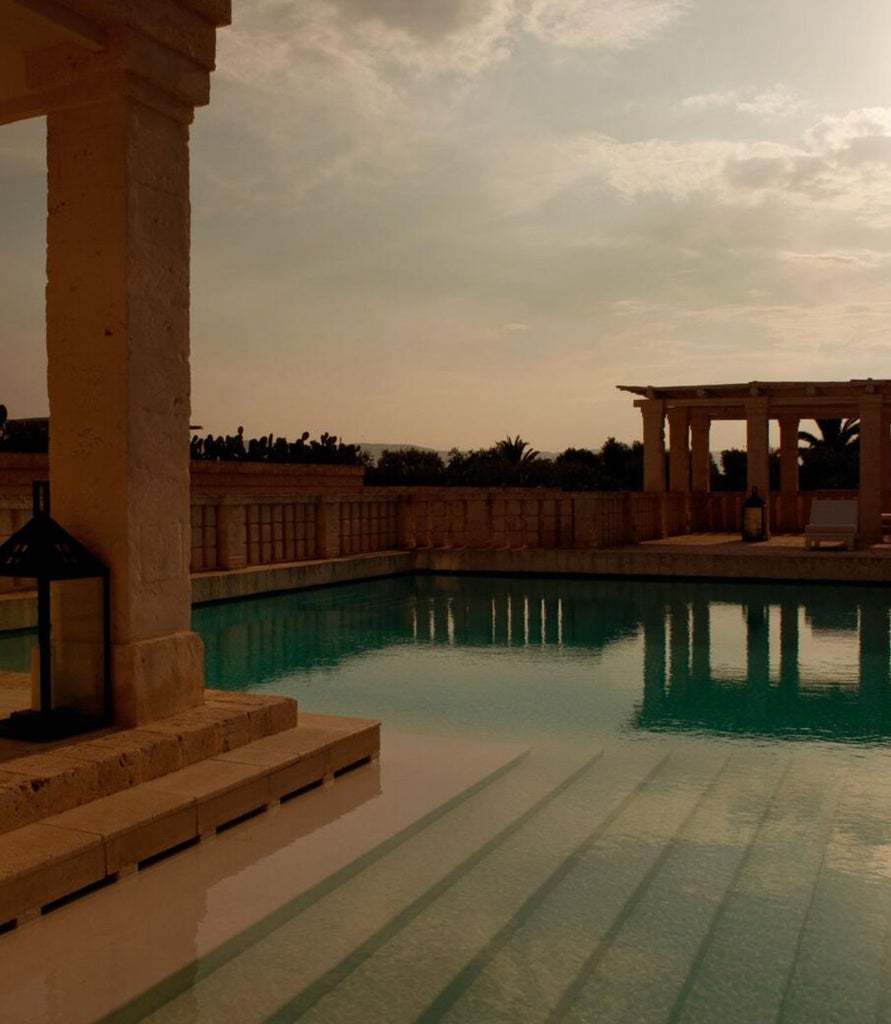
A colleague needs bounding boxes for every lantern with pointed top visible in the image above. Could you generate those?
[741,485,767,542]
[0,482,111,740]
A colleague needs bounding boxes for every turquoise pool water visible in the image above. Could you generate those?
[194,574,891,745]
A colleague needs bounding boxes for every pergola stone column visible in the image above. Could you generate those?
[667,406,690,493]
[1,2,231,725]
[745,396,770,533]
[859,394,883,545]
[777,415,799,533]
[641,400,666,493]
[690,414,711,493]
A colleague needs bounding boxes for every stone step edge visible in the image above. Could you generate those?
[0,714,380,930]
[0,690,299,837]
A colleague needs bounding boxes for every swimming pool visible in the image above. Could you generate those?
[8,574,891,1024]
[195,573,891,745]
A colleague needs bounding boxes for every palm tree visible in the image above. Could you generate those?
[495,435,539,465]
[798,417,859,490]
[797,417,860,452]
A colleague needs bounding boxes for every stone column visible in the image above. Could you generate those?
[745,397,770,536]
[667,407,691,493]
[32,11,230,725]
[777,415,799,533]
[46,88,205,724]
[883,413,891,537]
[690,415,711,492]
[859,393,883,544]
[641,400,666,492]
[689,414,711,531]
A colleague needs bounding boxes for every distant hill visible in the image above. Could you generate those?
[358,442,558,461]
[357,442,440,460]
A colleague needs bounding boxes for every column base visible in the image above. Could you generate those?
[112,631,205,726]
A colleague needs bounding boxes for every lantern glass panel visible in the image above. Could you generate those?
[44,577,108,719]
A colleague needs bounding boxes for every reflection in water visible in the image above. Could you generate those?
[189,575,891,745]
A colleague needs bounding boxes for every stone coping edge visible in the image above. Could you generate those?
[0,714,380,930]
[0,691,297,837]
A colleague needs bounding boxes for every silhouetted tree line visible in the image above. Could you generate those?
[366,436,646,490]
[191,426,367,466]
[0,405,48,453]
[0,403,862,489]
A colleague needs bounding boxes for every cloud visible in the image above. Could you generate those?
[203,0,702,218]
[331,0,483,42]
[803,108,891,154]
[778,250,891,267]
[505,106,891,225]
[679,85,804,120]
[522,0,691,50]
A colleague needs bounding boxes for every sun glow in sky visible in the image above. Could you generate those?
[4,0,891,452]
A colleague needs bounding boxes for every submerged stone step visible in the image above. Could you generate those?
[563,750,844,1024]
[136,743,608,1024]
[419,745,780,1024]
[289,743,730,1024]
[779,765,891,1024]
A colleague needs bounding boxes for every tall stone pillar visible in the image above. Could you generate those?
[883,414,891,538]
[777,415,799,533]
[641,400,666,492]
[690,415,711,493]
[745,397,770,536]
[32,14,229,725]
[859,394,883,545]
[667,407,691,493]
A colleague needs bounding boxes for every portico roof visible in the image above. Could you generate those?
[617,380,891,420]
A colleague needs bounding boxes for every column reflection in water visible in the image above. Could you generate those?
[188,575,891,744]
[636,582,891,742]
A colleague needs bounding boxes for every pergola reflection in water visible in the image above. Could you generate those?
[183,575,891,744]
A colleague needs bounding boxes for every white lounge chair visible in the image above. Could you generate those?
[804,499,858,551]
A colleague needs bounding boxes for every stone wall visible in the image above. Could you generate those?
[0,454,363,496]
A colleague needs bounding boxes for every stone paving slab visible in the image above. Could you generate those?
[0,712,380,928]
[0,821,105,926]
[0,691,297,836]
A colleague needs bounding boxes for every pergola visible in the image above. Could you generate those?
[1,1,230,724]
[618,380,890,543]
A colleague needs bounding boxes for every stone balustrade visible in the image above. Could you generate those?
[3,482,881,592]
[187,488,670,573]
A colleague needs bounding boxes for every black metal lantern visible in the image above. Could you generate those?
[0,481,111,740]
[741,485,767,542]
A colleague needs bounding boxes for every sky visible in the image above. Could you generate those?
[4,0,891,453]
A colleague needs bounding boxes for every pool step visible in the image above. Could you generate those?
[287,743,731,1024]
[136,744,624,1023]
[426,745,790,1024]
[0,713,378,929]
[557,750,842,1024]
[779,763,891,1024]
[668,753,848,1024]
[137,743,717,1024]
[0,690,298,838]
